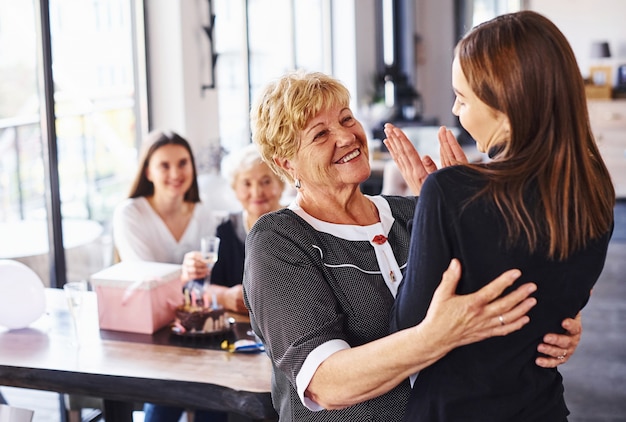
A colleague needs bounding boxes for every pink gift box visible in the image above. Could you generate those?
[90,261,182,334]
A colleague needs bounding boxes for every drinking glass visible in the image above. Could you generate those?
[63,280,87,346]
[200,236,220,272]
[200,236,220,306]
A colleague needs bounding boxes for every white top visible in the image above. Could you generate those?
[112,197,217,264]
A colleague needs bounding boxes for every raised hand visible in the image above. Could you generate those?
[437,126,468,167]
[383,124,469,195]
[383,123,436,195]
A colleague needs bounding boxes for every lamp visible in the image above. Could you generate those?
[590,41,611,59]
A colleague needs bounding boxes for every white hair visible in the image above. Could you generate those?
[221,143,270,187]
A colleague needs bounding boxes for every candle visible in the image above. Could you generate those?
[184,288,190,307]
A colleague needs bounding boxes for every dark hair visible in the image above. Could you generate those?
[128,130,201,202]
[457,11,614,259]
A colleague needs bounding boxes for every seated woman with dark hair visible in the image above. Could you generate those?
[112,129,226,422]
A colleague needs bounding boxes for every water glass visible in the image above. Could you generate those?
[63,280,88,346]
[200,236,220,272]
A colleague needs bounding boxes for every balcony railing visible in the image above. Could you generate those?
[0,100,138,226]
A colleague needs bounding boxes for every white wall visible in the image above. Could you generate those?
[145,0,220,155]
[416,0,626,127]
[146,0,378,155]
[415,0,456,127]
[331,0,378,112]
[144,0,626,148]
[354,0,378,110]
[528,0,626,85]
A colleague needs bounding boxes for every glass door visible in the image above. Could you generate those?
[214,0,330,153]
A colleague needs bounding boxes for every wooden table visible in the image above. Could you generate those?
[0,289,277,421]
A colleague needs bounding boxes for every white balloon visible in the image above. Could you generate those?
[0,260,46,329]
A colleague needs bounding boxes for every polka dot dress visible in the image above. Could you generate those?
[243,196,417,421]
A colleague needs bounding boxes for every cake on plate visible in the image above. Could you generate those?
[174,290,228,334]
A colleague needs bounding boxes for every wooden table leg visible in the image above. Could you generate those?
[103,399,134,422]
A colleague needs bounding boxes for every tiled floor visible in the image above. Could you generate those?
[0,388,252,421]
[0,388,148,422]
[560,239,626,421]
[0,389,133,422]
[0,388,61,422]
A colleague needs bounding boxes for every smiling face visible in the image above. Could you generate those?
[286,105,370,193]
[145,144,194,199]
[451,56,510,153]
[233,160,285,220]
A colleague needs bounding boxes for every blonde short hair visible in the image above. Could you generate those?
[250,70,351,183]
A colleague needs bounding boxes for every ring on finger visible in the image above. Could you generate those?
[557,351,567,361]
[498,315,505,326]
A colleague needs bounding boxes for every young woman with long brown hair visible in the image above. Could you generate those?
[391,11,614,421]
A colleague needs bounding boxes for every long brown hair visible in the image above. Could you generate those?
[457,11,614,260]
[128,130,201,202]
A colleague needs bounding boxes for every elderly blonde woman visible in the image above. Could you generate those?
[182,143,285,312]
[242,70,583,422]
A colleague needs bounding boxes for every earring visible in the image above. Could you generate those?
[294,178,301,189]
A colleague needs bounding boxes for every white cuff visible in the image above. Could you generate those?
[295,339,351,411]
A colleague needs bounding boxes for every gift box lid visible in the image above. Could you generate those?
[90,261,182,290]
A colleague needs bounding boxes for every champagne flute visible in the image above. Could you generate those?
[200,236,220,307]
[201,236,220,272]
[63,280,87,347]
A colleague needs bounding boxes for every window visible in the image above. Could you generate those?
[0,0,147,287]
[470,0,522,26]
[455,0,523,40]
[214,0,331,153]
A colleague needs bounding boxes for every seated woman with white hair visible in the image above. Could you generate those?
[182,143,286,312]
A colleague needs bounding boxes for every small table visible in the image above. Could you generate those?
[0,289,277,421]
